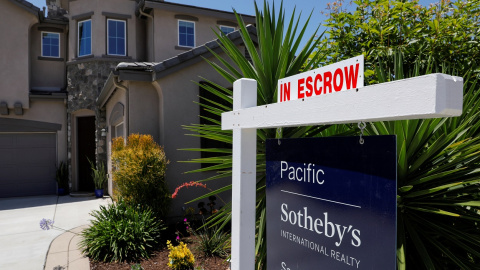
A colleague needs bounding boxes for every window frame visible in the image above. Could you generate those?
[78,19,92,57]
[41,31,60,58]
[219,25,235,35]
[114,122,124,138]
[177,20,195,48]
[106,18,127,56]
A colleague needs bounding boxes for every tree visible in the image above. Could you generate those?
[318,0,480,84]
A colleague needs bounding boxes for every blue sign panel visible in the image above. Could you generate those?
[266,136,396,269]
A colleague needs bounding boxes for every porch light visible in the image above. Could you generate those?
[101,127,108,137]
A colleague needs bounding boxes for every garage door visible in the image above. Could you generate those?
[0,133,57,198]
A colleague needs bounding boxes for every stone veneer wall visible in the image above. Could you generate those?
[46,0,68,18]
[66,59,120,191]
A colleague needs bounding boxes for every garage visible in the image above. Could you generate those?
[0,119,61,198]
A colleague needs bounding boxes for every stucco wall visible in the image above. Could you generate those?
[105,88,127,195]
[67,0,141,60]
[30,24,67,90]
[0,3,38,109]
[0,99,68,166]
[154,59,233,216]
[151,8,239,62]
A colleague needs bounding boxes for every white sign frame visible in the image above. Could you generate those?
[222,73,463,270]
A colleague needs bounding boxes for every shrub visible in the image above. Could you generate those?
[167,240,195,270]
[195,223,230,258]
[112,134,171,217]
[130,264,144,270]
[319,0,480,83]
[79,199,166,262]
[177,217,229,258]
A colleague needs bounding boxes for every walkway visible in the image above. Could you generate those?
[0,195,111,269]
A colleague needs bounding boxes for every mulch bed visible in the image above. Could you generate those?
[90,236,230,270]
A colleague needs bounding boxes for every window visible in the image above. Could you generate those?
[78,19,92,57]
[178,20,195,47]
[107,19,126,56]
[115,122,124,138]
[220,26,235,35]
[41,32,60,57]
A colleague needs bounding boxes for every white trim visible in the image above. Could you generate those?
[78,19,92,57]
[230,79,257,270]
[177,20,195,48]
[41,31,60,58]
[107,19,127,56]
[219,25,235,34]
[114,122,124,138]
[222,74,463,130]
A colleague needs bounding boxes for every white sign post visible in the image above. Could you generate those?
[223,73,463,270]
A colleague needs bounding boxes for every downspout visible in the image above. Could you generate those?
[138,2,155,61]
[113,75,129,136]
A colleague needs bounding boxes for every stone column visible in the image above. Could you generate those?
[66,60,120,190]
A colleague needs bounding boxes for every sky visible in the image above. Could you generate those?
[29,0,441,49]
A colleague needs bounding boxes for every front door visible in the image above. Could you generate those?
[77,116,96,191]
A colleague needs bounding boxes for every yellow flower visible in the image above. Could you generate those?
[166,241,195,270]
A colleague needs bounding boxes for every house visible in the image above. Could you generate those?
[0,0,255,215]
[0,0,67,197]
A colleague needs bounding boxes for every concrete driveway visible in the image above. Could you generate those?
[0,195,111,269]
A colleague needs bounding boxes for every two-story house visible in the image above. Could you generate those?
[0,0,68,198]
[0,0,255,215]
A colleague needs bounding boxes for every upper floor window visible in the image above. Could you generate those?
[220,26,235,35]
[78,19,92,57]
[107,19,126,56]
[42,32,60,58]
[178,20,195,47]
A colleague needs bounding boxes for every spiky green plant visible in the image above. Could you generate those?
[367,52,480,270]
[80,199,166,262]
[181,1,352,268]
[88,158,107,190]
[183,1,480,269]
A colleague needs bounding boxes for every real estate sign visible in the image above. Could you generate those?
[277,55,364,102]
[266,136,397,269]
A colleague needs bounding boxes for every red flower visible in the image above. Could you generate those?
[172,181,207,198]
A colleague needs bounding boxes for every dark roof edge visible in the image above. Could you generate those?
[144,1,255,24]
[116,25,257,81]
[97,72,117,107]
[153,25,257,79]
[30,93,67,100]
[8,0,41,16]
